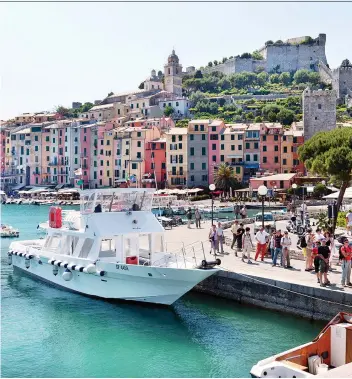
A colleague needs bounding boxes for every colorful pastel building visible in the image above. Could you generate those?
[166,128,188,187]
[144,138,166,188]
[187,120,210,187]
[208,120,225,184]
[281,130,305,174]
[244,124,260,182]
[259,123,284,173]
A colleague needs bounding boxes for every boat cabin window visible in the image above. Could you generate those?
[99,239,116,258]
[79,238,94,258]
[153,233,166,254]
[60,235,80,256]
[124,235,139,257]
[44,234,61,252]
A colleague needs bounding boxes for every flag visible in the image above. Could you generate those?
[74,168,82,176]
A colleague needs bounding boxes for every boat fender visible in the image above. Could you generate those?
[63,262,69,268]
[73,266,82,271]
[38,260,43,265]
[19,253,23,257]
[216,259,221,266]
[99,270,106,277]
[28,255,34,259]
[85,264,96,274]
[14,251,18,256]
[25,258,30,269]
[62,269,73,281]
[7,252,12,265]
[53,266,59,276]
[71,265,77,271]
[48,259,55,265]
[55,261,62,267]
[79,267,85,272]
[67,263,75,270]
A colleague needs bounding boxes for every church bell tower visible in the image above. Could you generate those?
[164,49,183,97]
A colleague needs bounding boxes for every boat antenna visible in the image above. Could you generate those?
[140,190,146,209]
[109,191,115,212]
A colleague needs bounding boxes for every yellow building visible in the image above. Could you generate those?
[165,128,188,187]
[102,128,114,187]
[222,124,246,182]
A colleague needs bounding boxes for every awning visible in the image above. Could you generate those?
[11,185,26,191]
[244,164,259,169]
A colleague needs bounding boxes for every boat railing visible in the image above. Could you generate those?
[152,241,206,268]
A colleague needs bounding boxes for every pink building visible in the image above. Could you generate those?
[144,138,166,188]
[207,120,225,184]
[260,123,284,173]
[250,173,297,191]
[57,125,66,185]
[79,124,93,187]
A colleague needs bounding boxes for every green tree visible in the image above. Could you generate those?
[213,60,218,66]
[213,163,242,193]
[308,72,321,85]
[279,72,291,85]
[157,70,163,77]
[208,62,213,67]
[293,69,311,84]
[80,102,94,112]
[252,50,264,60]
[270,73,280,83]
[222,57,228,63]
[194,70,203,79]
[56,106,71,118]
[107,92,114,97]
[262,104,281,119]
[164,106,174,117]
[298,128,352,231]
[254,116,263,123]
[257,72,269,86]
[245,112,254,120]
[276,108,295,126]
[240,53,252,59]
[268,111,277,122]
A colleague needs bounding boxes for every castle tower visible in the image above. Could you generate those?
[302,88,337,140]
[164,50,183,97]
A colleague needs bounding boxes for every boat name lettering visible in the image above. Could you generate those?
[116,264,129,271]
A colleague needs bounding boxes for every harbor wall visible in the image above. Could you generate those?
[195,270,352,321]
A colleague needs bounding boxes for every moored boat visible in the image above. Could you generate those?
[1,224,20,238]
[8,188,220,305]
[250,312,352,378]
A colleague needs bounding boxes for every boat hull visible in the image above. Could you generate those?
[11,255,217,306]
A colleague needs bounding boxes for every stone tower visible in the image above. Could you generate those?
[302,88,337,140]
[164,50,183,97]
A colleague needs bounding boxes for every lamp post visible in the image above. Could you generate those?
[273,185,277,204]
[258,185,268,229]
[209,184,216,226]
[292,183,297,213]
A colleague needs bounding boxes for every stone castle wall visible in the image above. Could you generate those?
[335,66,352,98]
[302,88,337,140]
[202,34,327,76]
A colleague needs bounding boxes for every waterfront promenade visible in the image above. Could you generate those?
[164,220,352,320]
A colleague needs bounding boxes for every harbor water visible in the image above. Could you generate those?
[1,205,323,378]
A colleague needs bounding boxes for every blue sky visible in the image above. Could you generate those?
[1,1,351,120]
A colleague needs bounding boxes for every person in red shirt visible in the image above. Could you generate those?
[340,240,352,287]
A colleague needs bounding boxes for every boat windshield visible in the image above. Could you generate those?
[81,190,154,214]
[256,214,274,222]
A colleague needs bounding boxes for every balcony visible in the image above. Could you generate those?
[33,171,40,175]
[48,161,58,166]
[228,161,245,166]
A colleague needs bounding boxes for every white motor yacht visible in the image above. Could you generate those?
[8,188,220,305]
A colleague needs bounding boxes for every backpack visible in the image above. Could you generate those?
[339,245,344,261]
[300,235,307,248]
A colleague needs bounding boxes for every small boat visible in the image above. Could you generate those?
[250,312,352,378]
[1,224,20,238]
[216,204,234,213]
[9,189,220,305]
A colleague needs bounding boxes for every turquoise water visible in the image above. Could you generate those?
[1,205,322,378]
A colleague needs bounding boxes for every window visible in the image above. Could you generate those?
[263,146,267,152]
[137,141,141,147]
[202,163,206,170]
[202,134,206,141]
[172,135,176,142]
[46,146,49,151]
[125,149,129,155]
[220,155,224,162]
[200,125,204,131]
[202,147,206,155]
[238,145,242,150]
[263,157,267,163]
[238,135,243,140]
[254,142,259,149]
[246,154,250,161]
[190,175,194,182]
[194,125,199,131]
[221,135,225,141]
[231,145,235,151]
[172,167,176,175]
[246,142,250,149]
[318,104,322,109]
[46,136,49,142]
[132,163,137,170]
[202,175,208,181]
[179,167,183,175]
[283,146,287,153]
[212,155,216,162]
[315,117,318,120]
[137,132,141,137]
[212,144,216,151]
[274,135,278,141]
[137,152,141,159]
[274,156,279,163]
[212,126,216,132]
[231,135,235,141]
[53,138,55,143]
[210,134,218,140]
[220,144,224,150]
[190,163,194,170]
[274,145,278,152]
[35,146,38,151]
[236,167,241,174]
[100,160,103,166]
[190,147,194,156]
[293,137,297,144]
[178,135,182,142]
[176,102,179,106]
[190,134,194,141]
[283,159,287,165]
[161,163,166,169]
[282,136,287,142]
[262,135,266,142]
[35,135,38,141]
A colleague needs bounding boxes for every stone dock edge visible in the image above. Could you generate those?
[194,270,352,321]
